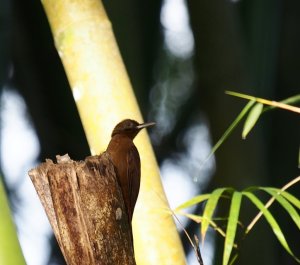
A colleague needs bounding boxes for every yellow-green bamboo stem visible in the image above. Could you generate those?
[41,0,186,264]
[0,178,26,265]
[226,91,300,114]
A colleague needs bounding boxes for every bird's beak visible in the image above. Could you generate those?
[136,122,156,129]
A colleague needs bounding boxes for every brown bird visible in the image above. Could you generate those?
[106,119,155,223]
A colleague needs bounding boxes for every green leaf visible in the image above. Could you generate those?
[242,186,260,192]
[228,253,239,265]
[205,100,255,162]
[243,191,300,263]
[260,188,300,230]
[181,213,227,238]
[223,192,242,265]
[244,186,300,209]
[279,190,300,209]
[242,103,263,139]
[175,194,210,211]
[201,188,229,242]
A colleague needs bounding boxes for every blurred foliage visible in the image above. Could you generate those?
[176,178,300,265]
[175,93,300,264]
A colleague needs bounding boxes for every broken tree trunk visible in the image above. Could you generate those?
[28,153,135,265]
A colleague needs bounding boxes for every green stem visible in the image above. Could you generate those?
[0,177,26,265]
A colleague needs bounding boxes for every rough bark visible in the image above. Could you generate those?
[28,153,135,265]
[39,1,186,263]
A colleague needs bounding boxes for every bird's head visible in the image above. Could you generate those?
[111,119,155,140]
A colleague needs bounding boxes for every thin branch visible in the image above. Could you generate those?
[246,176,300,233]
[172,213,204,265]
[226,91,300,114]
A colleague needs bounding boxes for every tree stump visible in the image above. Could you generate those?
[28,153,135,265]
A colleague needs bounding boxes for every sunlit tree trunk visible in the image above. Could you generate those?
[40,0,186,264]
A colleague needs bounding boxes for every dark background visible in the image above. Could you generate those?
[0,0,299,264]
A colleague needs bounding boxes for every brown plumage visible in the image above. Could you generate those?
[106,119,155,223]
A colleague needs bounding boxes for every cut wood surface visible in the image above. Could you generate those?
[28,153,135,265]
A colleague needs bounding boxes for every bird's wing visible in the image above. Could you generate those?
[126,145,141,221]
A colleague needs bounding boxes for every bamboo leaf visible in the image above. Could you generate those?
[243,186,259,192]
[201,188,228,242]
[243,191,300,262]
[228,253,239,265]
[223,192,242,265]
[180,213,226,238]
[205,100,255,162]
[242,103,263,139]
[175,194,210,211]
[260,188,300,230]
[279,190,300,209]
[255,186,300,209]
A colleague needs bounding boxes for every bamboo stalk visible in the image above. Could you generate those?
[0,178,26,265]
[41,0,185,264]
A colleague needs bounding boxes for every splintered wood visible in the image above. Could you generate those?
[28,153,135,265]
